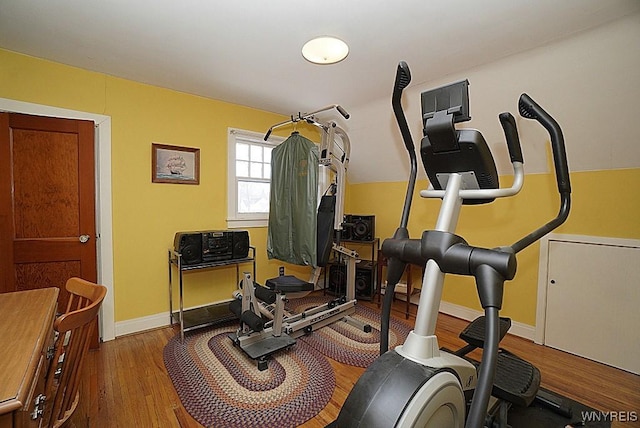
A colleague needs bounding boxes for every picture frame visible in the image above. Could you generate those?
[152,143,200,185]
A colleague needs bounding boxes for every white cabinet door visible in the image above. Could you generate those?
[545,240,640,374]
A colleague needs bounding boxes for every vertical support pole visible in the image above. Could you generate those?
[346,253,357,301]
[178,252,184,342]
[168,249,173,326]
[413,173,463,337]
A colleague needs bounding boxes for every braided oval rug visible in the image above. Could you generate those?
[164,324,335,428]
[288,295,413,367]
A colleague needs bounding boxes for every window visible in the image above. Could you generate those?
[227,128,283,228]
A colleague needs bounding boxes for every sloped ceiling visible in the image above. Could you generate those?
[1,0,638,115]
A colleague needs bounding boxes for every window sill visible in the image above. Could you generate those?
[227,218,268,229]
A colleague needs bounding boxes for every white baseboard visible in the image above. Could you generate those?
[439,301,535,341]
[115,312,171,337]
[114,300,234,337]
[114,300,535,341]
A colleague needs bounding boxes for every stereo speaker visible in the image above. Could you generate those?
[355,266,374,300]
[345,214,375,241]
[174,233,203,265]
[232,231,250,259]
[327,263,375,300]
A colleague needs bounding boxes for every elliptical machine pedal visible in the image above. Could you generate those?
[458,316,541,406]
[458,316,512,351]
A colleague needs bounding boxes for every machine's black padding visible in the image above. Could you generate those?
[253,284,277,305]
[265,275,314,293]
[240,309,264,332]
[317,195,336,267]
[499,112,524,163]
[229,299,243,318]
[337,105,350,119]
[335,351,444,427]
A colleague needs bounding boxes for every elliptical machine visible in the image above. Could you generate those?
[332,62,571,428]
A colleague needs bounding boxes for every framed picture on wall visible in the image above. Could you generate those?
[152,143,200,184]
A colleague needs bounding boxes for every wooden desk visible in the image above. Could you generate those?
[0,288,58,428]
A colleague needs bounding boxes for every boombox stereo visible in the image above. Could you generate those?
[173,230,250,265]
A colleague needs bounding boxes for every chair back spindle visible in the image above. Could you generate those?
[44,277,107,428]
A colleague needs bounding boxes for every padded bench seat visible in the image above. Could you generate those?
[265,275,315,293]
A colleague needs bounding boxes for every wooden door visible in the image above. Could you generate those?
[544,240,640,374]
[0,112,97,313]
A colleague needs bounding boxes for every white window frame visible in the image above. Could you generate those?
[227,128,283,228]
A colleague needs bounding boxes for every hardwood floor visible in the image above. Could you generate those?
[68,298,640,427]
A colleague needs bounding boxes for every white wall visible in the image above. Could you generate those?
[345,13,640,184]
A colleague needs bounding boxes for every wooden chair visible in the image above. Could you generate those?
[44,277,107,428]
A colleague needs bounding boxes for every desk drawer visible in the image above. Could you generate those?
[16,355,46,428]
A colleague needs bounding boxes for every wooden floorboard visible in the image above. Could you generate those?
[68,297,640,427]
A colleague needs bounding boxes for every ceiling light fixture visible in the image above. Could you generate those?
[302,36,349,65]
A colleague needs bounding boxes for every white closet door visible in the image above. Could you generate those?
[545,240,640,374]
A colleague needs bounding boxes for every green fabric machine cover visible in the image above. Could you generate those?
[267,132,319,266]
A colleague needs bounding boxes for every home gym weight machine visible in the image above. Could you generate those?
[331,62,571,428]
[229,105,371,370]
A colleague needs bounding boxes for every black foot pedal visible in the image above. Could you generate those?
[493,349,541,407]
[459,316,512,349]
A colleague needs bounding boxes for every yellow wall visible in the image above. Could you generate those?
[349,168,640,325]
[0,48,314,322]
[3,48,639,328]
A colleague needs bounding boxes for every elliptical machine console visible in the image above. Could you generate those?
[332,62,571,428]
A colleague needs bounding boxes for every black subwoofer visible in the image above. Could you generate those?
[327,263,375,300]
[355,265,374,300]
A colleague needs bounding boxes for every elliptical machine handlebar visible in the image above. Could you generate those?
[379,61,419,355]
[499,112,524,163]
[392,61,417,230]
[511,93,571,253]
[519,94,570,194]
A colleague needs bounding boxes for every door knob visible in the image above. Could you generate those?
[79,234,91,243]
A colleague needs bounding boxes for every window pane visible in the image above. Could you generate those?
[236,143,249,161]
[236,160,249,177]
[264,147,272,164]
[250,144,262,162]
[237,180,270,213]
[264,163,271,179]
[250,162,262,178]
